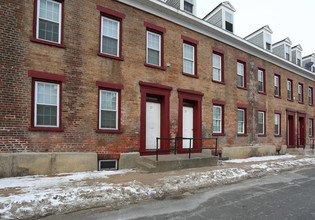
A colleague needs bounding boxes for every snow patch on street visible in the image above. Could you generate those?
[0,157,315,219]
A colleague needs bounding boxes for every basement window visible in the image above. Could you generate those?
[98,160,118,170]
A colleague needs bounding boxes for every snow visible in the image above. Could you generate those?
[224,155,296,163]
[0,156,315,219]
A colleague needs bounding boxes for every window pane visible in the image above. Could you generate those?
[238,110,244,121]
[184,1,193,13]
[103,17,118,39]
[37,104,57,126]
[183,44,194,60]
[39,0,60,23]
[213,54,221,68]
[213,106,221,133]
[237,75,244,87]
[258,112,264,134]
[183,59,194,74]
[38,19,59,42]
[237,62,244,76]
[148,32,160,50]
[225,11,233,23]
[101,91,117,110]
[101,110,117,129]
[37,82,58,105]
[102,36,118,56]
[148,49,160,66]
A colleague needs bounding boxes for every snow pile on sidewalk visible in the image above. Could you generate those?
[1,156,315,219]
[224,155,296,163]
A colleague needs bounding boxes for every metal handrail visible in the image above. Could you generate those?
[297,137,306,149]
[155,137,218,161]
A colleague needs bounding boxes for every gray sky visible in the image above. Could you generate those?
[196,0,315,56]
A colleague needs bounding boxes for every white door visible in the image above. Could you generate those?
[146,102,161,150]
[183,106,193,149]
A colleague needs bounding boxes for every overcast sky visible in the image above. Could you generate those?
[196,0,315,56]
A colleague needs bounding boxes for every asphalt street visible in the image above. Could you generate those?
[42,167,315,220]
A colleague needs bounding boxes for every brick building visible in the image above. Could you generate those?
[1,0,314,174]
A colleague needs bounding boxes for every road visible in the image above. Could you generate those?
[42,167,315,220]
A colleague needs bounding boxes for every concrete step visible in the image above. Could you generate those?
[137,153,218,173]
[287,148,315,155]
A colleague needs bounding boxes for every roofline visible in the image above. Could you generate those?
[244,25,272,40]
[203,1,235,20]
[117,0,315,81]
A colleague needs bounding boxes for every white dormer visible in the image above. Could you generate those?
[180,0,196,15]
[302,53,315,73]
[272,37,292,61]
[291,45,303,66]
[203,1,236,33]
[244,25,273,51]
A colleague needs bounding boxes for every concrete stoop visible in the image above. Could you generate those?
[287,148,315,156]
[136,153,218,173]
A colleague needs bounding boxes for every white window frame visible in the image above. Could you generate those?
[183,43,195,75]
[237,62,244,87]
[99,90,119,130]
[34,81,60,127]
[298,84,303,102]
[213,53,222,82]
[237,108,245,134]
[264,32,272,51]
[287,80,292,100]
[285,44,291,60]
[36,0,62,44]
[223,10,233,32]
[274,75,279,96]
[309,119,313,137]
[213,105,222,133]
[101,16,120,57]
[258,111,265,135]
[146,31,161,67]
[258,69,264,92]
[297,51,302,66]
[275,113,280,135]
[309,87,313,105]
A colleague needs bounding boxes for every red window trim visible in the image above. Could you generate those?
[139,81,172,155]
[274,73,281,98]
[309,86,313,106]
[181,35,198,78]
[237,105,247,136]
[28,71,65,132]
[257,65,266,70]
[287,78,293,102]
[97,5,125,61]
[237,58,247,89]
[177,89,203,151]
[274,111,281,137]
[144,21,166,70]
[212,99,225,136]
[298,83,304,104]
[258,109,266,137]
[258,68,266,95]
[31,0,65,48]
[310,118,314,137]
[96,81,123,133]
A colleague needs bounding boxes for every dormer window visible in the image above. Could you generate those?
[225,11,233,32]
[265,33,271,51]
[285,45,290,61]
[184,0,194,13]
[297,51,302,66]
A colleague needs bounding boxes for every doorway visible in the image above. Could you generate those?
[286,109,295,148]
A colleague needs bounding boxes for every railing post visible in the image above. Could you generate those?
[175,137,177,155]
[189,138,192,159]
[215,138,218,156]
[156,138,159,161]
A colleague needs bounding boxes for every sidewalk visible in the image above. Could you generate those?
[1,155,315,220]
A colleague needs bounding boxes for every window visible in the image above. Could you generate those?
[287,79,293,100]
[237,109,245,134]
[184,0,194,13]
[265,33,271,51]
[96,81,123,133]
[298,83,303,103]
[258,111,265,135]
[31,0,64,47]
[309,119,314,137]
[213,53,223,82]
[225,11,233,32]
[35,81,59,127]
[97,6,125,60]
[285,45,290,61]
[297,51,301,66]
[237,61,245,88]
[274,74,280,97]
[144,22,166,69]
[274,113,280,136]
[309,87,313,105]
[213,105,222,134]
[99,90,118,130]
[258,69,265,93]
[183,43,194,75]
[28,70,65,131]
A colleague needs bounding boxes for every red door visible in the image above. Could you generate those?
[298,117,306,147]
[287,114,295,148]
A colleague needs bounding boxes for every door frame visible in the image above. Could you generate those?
[297,111,306,147]
[177,88,204,153]
[139,81,172,155]
[286,108,296,148]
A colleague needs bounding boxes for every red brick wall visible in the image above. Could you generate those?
[1,0,314,156]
